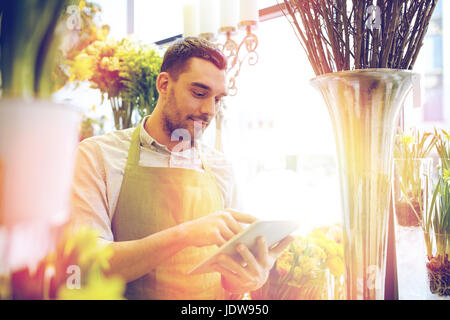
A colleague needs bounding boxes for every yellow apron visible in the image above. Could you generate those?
[111,124,227,300]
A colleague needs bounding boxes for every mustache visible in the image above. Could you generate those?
[188,115,212,123]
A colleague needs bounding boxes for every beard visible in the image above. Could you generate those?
[161,88,212,147]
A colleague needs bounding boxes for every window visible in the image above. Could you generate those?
[219,15,341,227]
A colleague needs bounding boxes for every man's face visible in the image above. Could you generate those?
[161,57,227,143]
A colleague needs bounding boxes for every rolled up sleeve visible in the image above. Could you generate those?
[69,139,114,242]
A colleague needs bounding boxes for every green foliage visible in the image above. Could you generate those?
[0,0,69,98]
[117,39,162,118]
[0,0,109,98]
[431,128,450,262]
[434,128,450,174]
[428,176,450,263]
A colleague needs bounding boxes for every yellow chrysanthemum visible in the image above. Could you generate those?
[327,256,345,277]
[69,53,94,82]
[276,251,295,276]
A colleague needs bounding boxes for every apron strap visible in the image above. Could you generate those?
[126,126,142,166]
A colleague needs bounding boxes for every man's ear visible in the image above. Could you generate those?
[156,72,170,95]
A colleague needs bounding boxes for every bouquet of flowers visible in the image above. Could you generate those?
[251,225,345,300]
[69,37,162,130]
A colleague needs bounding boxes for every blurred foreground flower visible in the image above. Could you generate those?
[10,226,124,300]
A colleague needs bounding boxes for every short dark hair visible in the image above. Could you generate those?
[160,37,227,80]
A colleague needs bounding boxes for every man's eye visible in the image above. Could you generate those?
[193,91,206,97]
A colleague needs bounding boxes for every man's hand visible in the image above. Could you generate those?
[183,209,257,248]
[211,235,294,294]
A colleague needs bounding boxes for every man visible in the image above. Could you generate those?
[70,37,293,299]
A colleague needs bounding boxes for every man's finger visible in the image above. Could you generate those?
[269,235,295,256]
[256,236,269,266]
[220,212,245,235]
[236,243,259,274]
[220,224,236,242]
[215,254,248,276]
[225,208,258,224]
[211,263,241,283]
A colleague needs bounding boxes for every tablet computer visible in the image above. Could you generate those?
[187,220,299,275]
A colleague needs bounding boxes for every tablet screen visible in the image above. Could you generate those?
[188,220,299,275]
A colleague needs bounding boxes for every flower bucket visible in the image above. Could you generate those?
[0,99,81,273]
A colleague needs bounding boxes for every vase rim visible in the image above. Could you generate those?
[310,68,418,83]
[0,98,82,115]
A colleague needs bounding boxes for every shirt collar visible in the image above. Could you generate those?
[139,115,201,155]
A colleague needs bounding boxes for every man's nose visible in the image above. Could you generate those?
[200,97,217,116]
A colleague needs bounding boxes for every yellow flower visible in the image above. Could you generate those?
[69,53,94,82]
[400,135,414,146]
[276,251,294,276]
[444,169,450,180]
[57,272,125,300]
[293,265,306,280]
[310,245,327,260]
[327,256,345,277]
[79,0,86,11]
[443,130,449,141]
[62,226,113,271]
[100,56,120,71]
[298,256,315,275]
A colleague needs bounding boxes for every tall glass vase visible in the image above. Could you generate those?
[311,69,417,299]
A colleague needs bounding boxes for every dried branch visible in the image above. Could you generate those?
[281,0,439,76]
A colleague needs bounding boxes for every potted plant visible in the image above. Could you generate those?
[68,37,162,130]
[393,129,436,226]
[423,173,449,296]
[422,129,450,296]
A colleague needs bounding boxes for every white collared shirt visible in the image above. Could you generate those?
[69,116,243,241]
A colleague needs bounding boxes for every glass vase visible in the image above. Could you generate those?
[311,69,417,299]
[110,97,134,130]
